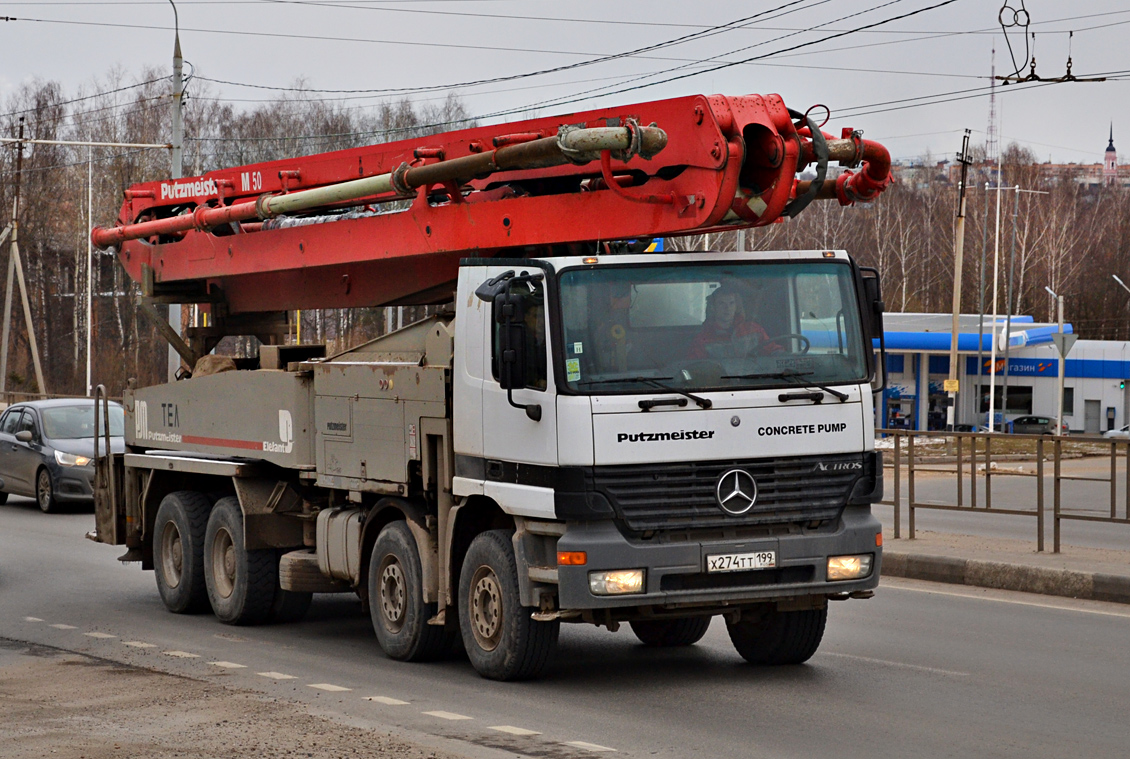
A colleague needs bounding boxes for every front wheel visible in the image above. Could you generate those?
[630,616,712,647]
[726,605,827,665]
[37,469,58,514]
[203,497,276,625]
[458,530,558,681]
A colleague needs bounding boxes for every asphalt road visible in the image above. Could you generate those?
[878,456,1130,550]
[3,497,1128,759]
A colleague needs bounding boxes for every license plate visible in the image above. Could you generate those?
[706,551,777,573]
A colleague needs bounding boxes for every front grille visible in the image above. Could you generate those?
[590,453,865,533]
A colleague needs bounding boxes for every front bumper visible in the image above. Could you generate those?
[49,464,95,502]
[556,505,881,610]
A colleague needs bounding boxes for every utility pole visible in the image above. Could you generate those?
[0,117,48,398]
[1000,186,1020,427]
[976,181,989,425]
[1046,287,1074,437]
[946,130,972,431]
[87,146,93,396]
[168,0,185,382]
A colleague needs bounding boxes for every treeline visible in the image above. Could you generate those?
[0,70,474,395]
[1,68,1128,396]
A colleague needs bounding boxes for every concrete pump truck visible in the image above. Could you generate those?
[90,93,892,680]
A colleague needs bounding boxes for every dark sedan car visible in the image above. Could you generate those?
[0,399,125,513]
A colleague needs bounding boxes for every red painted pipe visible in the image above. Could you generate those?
[835,139,891,205]
[92,199,260,249]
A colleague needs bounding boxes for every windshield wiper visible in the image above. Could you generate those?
[578,376,712,410]
[721,369,849,403]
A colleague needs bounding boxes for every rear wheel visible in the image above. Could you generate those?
[153,491,212,614]
[203,497,276,625]
[726,606,827,665]
[37,469,58,514]
[458,530,558,681]
[630,616,712,647]
[368,521,449,661]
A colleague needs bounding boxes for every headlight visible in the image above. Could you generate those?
[827,554,873,581]
[588,569,645,595]
[55,450,92,467]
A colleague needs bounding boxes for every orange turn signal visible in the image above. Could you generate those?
[875,533,884,547]
[557,551,587,566]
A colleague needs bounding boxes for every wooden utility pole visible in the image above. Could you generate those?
[945,130,972,430]
[0,117,48,397]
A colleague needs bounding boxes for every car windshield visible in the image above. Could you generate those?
[557,261,869,393]
[41,405,125,439]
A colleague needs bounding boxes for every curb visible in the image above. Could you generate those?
[881,551,1130,605]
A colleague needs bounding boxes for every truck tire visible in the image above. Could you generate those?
[153,491,213,614]
[368,521,449,661]
[726,606,827,665]
[203,497,276,625]
[458,529,558,681]
[630,616,712,647]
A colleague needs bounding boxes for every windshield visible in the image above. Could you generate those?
[42,405,125,439]
[558,261,868,393]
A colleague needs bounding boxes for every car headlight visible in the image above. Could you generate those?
[588,569,645,595]
[827,554,874,581]
[55,450,92,467]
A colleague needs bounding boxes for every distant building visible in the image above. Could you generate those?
[1104,125,1118,187]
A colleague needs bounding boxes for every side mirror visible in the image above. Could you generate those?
[860,268,885,338]
[15,430,33,443]
[493,286,542,421]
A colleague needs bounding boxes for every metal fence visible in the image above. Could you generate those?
[879,429,1130,552]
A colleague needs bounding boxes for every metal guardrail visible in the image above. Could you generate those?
[879,429,1130,553]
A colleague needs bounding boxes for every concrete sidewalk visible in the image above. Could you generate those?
[880,529,1130,604]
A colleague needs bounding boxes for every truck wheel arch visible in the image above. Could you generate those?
[358,497,432,609]
[448,496,513,606]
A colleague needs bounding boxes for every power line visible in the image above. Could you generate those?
[0,78,166,120]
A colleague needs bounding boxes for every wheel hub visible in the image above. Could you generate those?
[160,521,183,589]
[379,559,407,633]
[469,566,502,652]
[211,527,236,599]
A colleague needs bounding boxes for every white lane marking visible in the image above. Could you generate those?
[365,696,409,705]
[23,617,43,622]
[880,580,1130,619]
[489,725,541,736]
[309,683,351,692]
[49,624,77,630]
[122,641,156,648]
[821,652,970,677]
[209,661,247,669]
[423,711,472,721]
[164,650,199,658]
[258,672,297,680]
[565,741,616,752]
[84,632,117,639]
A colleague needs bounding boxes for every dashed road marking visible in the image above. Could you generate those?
[49,624,77,630]
[209,661,247,669]
[309,683,351,692]
[822,651,969,677]
[489,725,541,736]
[881,580,1130,618]
[565,741,616,753]
[423,711,472,721]
[122,641,156,648]
[23,617,42,622]
[163,650,199,658]
[84,632,117,639]
[365,696,409,705]
[258,672,297,680]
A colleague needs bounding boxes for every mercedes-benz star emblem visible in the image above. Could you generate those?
[715,469,758,515]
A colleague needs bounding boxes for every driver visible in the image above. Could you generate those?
[686,281,780,360]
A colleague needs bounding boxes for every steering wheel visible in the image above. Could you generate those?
[763,333,810,355]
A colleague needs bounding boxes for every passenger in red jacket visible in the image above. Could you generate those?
[686,283,780,360]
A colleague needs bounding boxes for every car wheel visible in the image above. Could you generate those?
[37,468,58,514]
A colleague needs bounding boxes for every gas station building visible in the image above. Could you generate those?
[879,313,1130,434]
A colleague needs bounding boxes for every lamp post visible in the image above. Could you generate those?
[1045,286,1067,436]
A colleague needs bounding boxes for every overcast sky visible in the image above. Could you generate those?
[2,0,1128,165]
